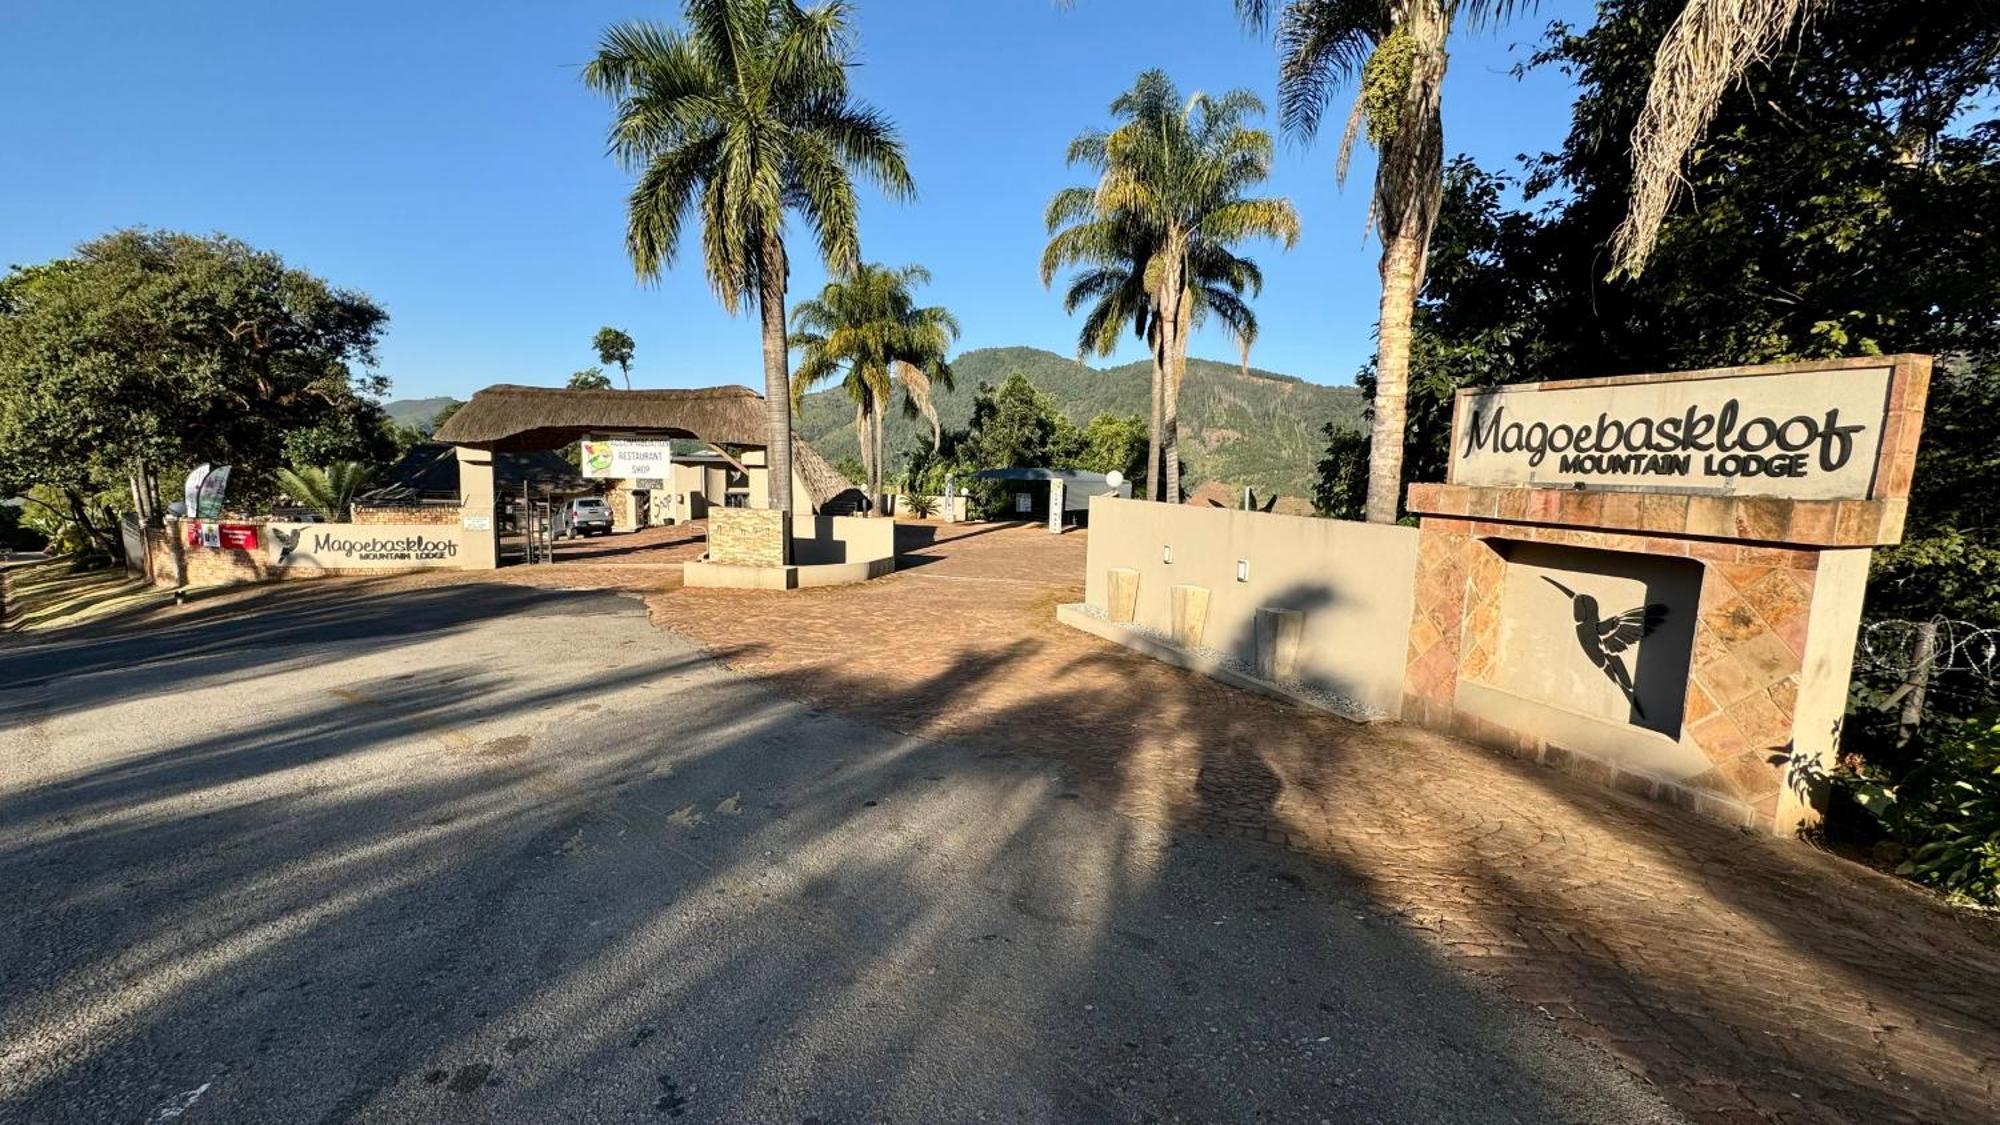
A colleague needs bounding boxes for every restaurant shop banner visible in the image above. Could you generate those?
[580,439,672,480]
[265,523,467,569]
[1450,363,1893,500]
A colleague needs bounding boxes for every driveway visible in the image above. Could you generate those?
[0,580,1676,1122]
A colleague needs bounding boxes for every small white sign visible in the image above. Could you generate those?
[462,514,492,532]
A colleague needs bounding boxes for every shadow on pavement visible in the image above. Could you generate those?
[0,581,1674,1123]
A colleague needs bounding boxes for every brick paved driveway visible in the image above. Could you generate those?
[643,519,2000,1124]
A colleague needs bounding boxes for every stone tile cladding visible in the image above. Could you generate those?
[706,506,787,566]
[1405,517,1828,832]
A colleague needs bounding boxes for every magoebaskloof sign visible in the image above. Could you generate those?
[266,523,466,569]
[1451,362,1893,500]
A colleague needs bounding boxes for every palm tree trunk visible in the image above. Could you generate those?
[854,398,873,511]
[872,404,887,517]
[1365,229,1422,524]
[1146,331,1165,502]
[1160,274,1192,506]
[759,230,794,519]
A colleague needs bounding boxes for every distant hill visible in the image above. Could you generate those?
[382,396,461,430]
[797,346,1364,501]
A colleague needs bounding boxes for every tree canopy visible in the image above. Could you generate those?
[0,229,391,545]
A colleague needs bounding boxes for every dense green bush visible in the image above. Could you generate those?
[1842,713,2000,906]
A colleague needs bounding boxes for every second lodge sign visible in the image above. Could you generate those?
[1449,360,1894,501]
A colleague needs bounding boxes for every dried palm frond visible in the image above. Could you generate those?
[1612,0,1821,278]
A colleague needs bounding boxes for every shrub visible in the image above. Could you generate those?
[905,493,938,519]
[1841,711,2000,906]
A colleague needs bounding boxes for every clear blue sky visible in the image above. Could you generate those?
[0,0,1591,401]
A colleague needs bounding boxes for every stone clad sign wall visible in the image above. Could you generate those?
[1408,355,1931,835]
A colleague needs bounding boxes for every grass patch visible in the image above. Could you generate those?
[0,557,172,634]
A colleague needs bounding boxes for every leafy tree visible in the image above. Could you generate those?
[583,0,913,523]
[430,401,465,433]
[1373,0,1999,864]
[963,374,1084,473]
[790,263,958,513]
[0,229,389,555]
[1237,0,1534,524]
[593,326,636,389]
[1075,412,1149,481]
[1311,423,1370,519]
[273,462,375,521]
[1044,69,1296,502]
[568,367,614,391]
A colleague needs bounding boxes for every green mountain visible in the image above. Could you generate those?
[797,346,1364,500]
[382,396,461,430]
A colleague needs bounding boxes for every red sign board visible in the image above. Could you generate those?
[186,521,259,550]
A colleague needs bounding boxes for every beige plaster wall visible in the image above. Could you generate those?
[1779,546,1873,830]
[791,514,895,565]
[455,447,500,570]
[1081,497,1419,717]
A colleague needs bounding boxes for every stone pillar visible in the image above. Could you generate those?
[455,446,500,570]
[1047,479,1065,533]
[1776,547,1875,834]
[1106,567,1139,623]
[708,506,789,566]
[1256,607,1304,682]
[1170,585,1210,648]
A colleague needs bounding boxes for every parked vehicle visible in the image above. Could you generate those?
[552,497,614,539]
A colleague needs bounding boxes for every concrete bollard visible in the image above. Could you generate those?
[1255,607,1304,682]
[1170,584,1211,648]
[1107,567,1139,623]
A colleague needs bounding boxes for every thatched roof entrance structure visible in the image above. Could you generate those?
[433,384,860,512]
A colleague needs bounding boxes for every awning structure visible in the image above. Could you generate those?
[433,383,860,512]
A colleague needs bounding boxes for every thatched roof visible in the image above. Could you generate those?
[792,439,865,514]
[435,384,769,451]
[432,383,859,512]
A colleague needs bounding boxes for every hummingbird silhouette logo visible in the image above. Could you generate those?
[1542,577,1668,718]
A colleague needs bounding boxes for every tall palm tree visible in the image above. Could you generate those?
[790,263,959,514]
[1044,70,1298,502]
[1238,0,1527,523]
[1614,0,1823,277]
[1054,219,1265,497]
[582,0,913,521]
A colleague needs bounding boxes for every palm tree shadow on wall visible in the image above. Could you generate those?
[1191,580,1360,823]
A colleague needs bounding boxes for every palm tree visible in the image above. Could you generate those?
[1237,0,1527,523]
[582,0,913,521]
[790,263,959,514]
[1053,218,1265,497]
[1044,70,1297,503]
[592,326,636,389]
[1614,0,1822,277]
[274,462,374,522]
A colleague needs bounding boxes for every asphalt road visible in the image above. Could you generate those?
[0,581,1682,1123]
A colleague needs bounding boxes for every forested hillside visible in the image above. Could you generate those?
[798,346,1363,499]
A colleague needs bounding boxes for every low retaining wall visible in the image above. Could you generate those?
[147,519,471,589]
[1067,497,1420,720]
[351,503,462,526]
[685,512,897,589]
